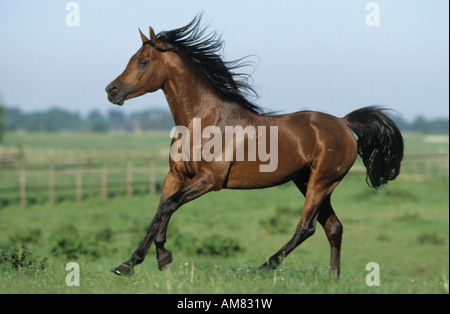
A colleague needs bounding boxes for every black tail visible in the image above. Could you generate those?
[345,106,404,189]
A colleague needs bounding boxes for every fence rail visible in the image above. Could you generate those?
[0,163,166,207]
[0,153,448,208]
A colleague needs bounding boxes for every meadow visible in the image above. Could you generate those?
[0,132,448,294]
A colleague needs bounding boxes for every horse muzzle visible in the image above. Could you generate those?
[105,81,127,106]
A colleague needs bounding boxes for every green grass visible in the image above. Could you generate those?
[0,131,171,166]
[0,174,448,294]
[0,131,448,293]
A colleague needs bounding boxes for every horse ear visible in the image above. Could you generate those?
[149,26,157,42]
[139,28,149,43]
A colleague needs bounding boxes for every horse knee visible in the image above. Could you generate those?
[306,226,316,238]
[327,220,343,245]
[297,224,316,242]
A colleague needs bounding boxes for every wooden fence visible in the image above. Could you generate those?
[1,154,448,208]
[1,163,164,208]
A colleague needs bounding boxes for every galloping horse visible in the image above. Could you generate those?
[106,16,403,278]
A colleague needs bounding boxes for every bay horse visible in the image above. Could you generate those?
[105,15,403,278]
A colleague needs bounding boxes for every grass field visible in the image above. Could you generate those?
[0,132,448,294]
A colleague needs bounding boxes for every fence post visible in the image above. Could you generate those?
[76,169,82,203]
[126,162,133,197]
[49,166,55,205]
[20,168,26,208]
[101,165,108,200]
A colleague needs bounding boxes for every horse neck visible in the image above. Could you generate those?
[161,54,221,127]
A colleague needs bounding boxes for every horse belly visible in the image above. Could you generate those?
[225,156,306,189]
[224,117,314,189]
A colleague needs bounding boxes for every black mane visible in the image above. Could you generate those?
[155,15,263,114]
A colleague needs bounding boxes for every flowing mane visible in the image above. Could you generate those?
[154,15,264,114]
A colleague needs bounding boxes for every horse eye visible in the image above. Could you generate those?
[139,59,148,66]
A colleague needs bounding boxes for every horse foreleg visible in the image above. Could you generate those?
[154,170,218,270]
[111,171,181,276]
[111,169,216,276]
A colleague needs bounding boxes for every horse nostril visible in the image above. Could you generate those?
[108,85,119,96]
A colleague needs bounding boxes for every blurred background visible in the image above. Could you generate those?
[0,1,448,294]
[0,0,448,128]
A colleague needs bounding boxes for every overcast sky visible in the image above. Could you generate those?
[0,0,448,121]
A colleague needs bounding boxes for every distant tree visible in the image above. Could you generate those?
[129,108,174,130]
[108,109,127,130]
[3,107,24,131]
[411,116,428,132]
[426,118,449,133]
[24,108,84,132]
[3,105,445,134]
[87,110,110,132]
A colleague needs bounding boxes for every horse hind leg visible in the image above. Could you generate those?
[261,177,336,269]
[317,196,343,279]
[296,180,344,279]
[295,181,343,279]
[261,176,342,275]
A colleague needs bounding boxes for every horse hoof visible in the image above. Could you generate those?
[111,263,134,276]
[157,250,173,271]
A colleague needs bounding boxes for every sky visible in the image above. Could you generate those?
[0,0,448,121]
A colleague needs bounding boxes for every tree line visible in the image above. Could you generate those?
[0,105,448,139]
[1,106,175,134]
